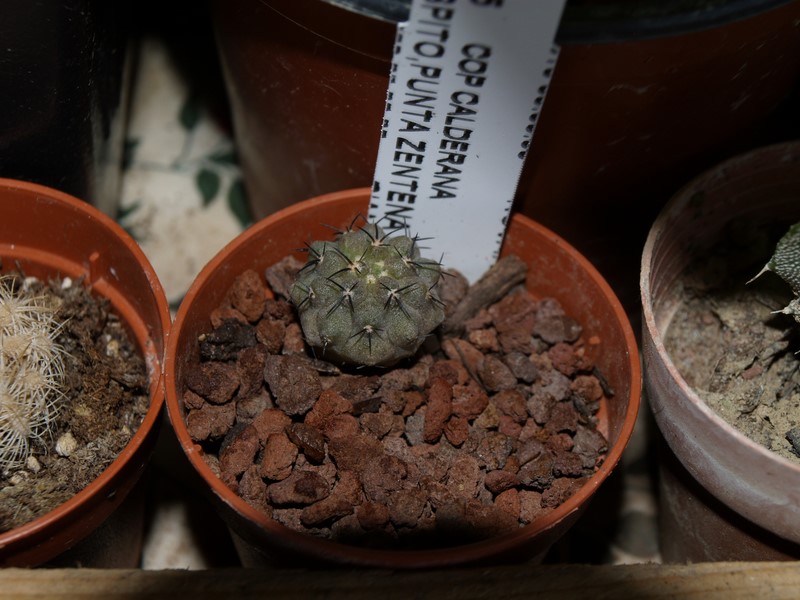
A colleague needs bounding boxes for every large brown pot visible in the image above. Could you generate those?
[211,0,800,311]
[165,187,641,568]
[0,179,171,567]
[640,142,800,561]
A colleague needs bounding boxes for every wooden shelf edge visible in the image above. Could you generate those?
[0,561,798,599]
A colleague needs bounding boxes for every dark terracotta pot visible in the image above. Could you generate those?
[211,0,800,312]
[0,179,171,567]
[640,142,800,561]
[0,1,133,215]
[165,187,641,569]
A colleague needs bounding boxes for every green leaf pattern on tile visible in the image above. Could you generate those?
[196,168,221,206]
[122,90,252,227]
[227,178,251,228]
[123,138,139,170]
[179,95,201,131]
[116,199,142,241]
[209,149,238,165]
[116,200,141,222]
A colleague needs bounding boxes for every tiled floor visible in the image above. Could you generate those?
[122,36,660,569]
[119,37,249,309]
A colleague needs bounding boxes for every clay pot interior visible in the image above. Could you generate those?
[0,179,171,566]
[640,142,800,559]
[166,187,641,568]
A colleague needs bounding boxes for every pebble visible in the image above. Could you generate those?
[186,263,610,549]
[55,432,78,457]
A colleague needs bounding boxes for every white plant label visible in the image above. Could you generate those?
[368,0,566,282]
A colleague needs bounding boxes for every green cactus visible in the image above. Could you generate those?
[753,221,800,326]
[290,218,446,367]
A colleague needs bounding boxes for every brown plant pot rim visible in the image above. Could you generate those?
[0,178,171,566]
[166,187,641,568]
[271,0,796,50]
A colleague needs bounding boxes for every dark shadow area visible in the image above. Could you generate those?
[657,434,800,562]
[0,1,133,211]
[143,412,241,568]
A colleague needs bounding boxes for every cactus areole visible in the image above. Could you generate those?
[290,219,446,367]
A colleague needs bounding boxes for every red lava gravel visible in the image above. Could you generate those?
[182,255,610,549]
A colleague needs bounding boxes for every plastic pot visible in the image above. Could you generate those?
[211,0,800,312]
[0,179,171,567]
[165,187,641,569]
[640,141,800,561]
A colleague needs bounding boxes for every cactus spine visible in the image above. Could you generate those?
[290,219,445,367]
[0,276,66,472]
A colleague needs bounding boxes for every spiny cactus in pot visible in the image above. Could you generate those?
[0,275,66,474]
[289,218,445,367]
[753,221,800,327]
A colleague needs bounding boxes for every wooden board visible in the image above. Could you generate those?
[0,562,798,599]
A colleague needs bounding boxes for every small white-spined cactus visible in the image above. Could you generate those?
[753,222,800,326]
[290,218,445,367]
[0,276,66,472]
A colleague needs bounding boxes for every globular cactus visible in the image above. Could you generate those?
[753,221,800,326]
[0,276,66,472]
[290,218,446,367]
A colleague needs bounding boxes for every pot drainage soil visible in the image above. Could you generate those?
[664,222,800,465]
[182,255,610,549]
[0,274,149,531]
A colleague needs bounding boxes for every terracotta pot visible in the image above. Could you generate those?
[211,0,800,312]
[0,179,171,567]
[165,187,641,568]
[0,1,133,215]
[640,141,800,561]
